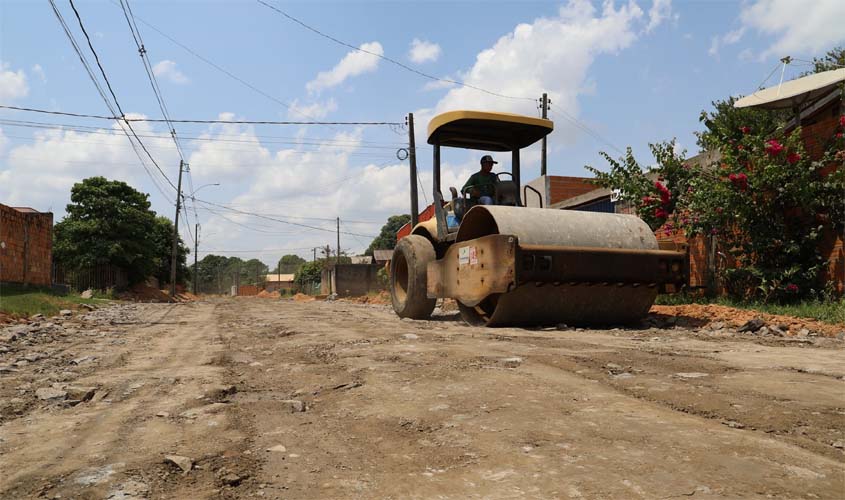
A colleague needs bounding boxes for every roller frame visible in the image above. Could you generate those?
[427,234,686,308]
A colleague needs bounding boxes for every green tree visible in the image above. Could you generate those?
[365,214,411,256]
[150,216,189,286]
[272,254,306,274]
[241,258,269,286]
[806,46,844,73]
[294,260,323,288]
[54,177,157,284]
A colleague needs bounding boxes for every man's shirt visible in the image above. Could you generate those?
[462,171,498,199]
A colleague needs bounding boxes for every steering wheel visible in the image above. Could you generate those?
[495,172,513,181]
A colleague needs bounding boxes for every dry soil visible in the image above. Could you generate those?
[1,298,843,499]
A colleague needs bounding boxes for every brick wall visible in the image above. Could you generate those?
[0,204,53,286]
[548,176,599,205]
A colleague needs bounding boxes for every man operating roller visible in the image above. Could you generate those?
[462,154,498,205]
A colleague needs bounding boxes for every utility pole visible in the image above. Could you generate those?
[540,93,549,176]
[169,160,185,298]
[312,247,317,262]
[336,217,341,265]
[324,244,333,295]
[407,113,419,227]
[193,223,198,294]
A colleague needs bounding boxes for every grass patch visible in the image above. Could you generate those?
[0,283,108,318]
[656,292,845,325]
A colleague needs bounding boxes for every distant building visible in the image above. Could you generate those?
[373,249,393,265]
[264,273,296,293]
[0,204,53,286]
[350,255,373,264]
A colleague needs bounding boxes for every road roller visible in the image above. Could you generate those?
[390,110,686,327]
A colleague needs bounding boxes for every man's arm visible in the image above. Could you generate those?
[462,173,480,197]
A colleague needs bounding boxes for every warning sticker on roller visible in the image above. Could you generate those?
[468,246,478,265]
[458,247,469,266]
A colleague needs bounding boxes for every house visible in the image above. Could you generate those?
[264,273,296,293]
[0,204,53,286]
[373,249,393,266]
[350,255,373,264]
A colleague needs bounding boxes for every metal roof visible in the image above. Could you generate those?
[427,110,554,151]
[734,68,845,110]
[265,273,295,282]
[373,249,393,261]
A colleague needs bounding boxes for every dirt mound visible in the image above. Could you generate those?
[256,289,276,298]
[343,290,391,305]
[650,303,843,337]
[292,293,315,302]
[118,284,173,303]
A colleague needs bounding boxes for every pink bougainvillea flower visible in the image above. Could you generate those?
[785,283,799,293]
[654,208,668,218]
[710,228,719,235]
[837,132,844,139]
[741,126,751,134]
[840,115,845,127]
[729,173,748,191]
[765,139,784,156]
[787,152,801,164]
[715,207,723,214]
[737,145,745,151]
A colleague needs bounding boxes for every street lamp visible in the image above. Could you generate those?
[188,183,220,294]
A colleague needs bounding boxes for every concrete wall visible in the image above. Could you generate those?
[322,264,384,297]
[0,204,53,286]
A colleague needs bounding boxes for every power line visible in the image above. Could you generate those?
[117,0,186,161]
[0,118,408,148]
[108,0,338,126]
[0,104,401,125]
[256,0,536,102]
[66,0,178,192]
[47,0,174,201]
[192,198,377,238]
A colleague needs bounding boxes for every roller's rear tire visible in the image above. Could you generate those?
[390,235,437,319]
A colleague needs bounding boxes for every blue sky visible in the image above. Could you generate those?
[1,0,843,265]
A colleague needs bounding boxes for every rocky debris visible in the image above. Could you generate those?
[674,372,709,379]
[72,355,96,365]
[738,318,766,333]
[722,420,746,429]
[36,387,68,401]
[60,309,73,317]
[80,303,96,311]
[279,399,306,413]
[75,463,124,486]
[500,357,523,368]
[832,440,845,450]
[0,364,15,374]
[220,473,245,486]
[709,321,726,330]
[266,444,287,453]
[797,328,810,337]
[66,385,97,402]
[107,479,149,500]
[202,384,237,401]
[80,289,94,299]
[179,402,229,419]
[401,333,419,340]
[164,454,193,473]
[332,381,362,391]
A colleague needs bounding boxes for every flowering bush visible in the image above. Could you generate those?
[586,116,845,303]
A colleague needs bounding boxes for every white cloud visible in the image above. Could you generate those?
[152,60,190,84]
[0,62,29,101]
[0,116,181,213]
[31,64,47,84]
[288,98,338,120]
[416,0,648,156]
[714,0,845,60]
[306,42,383,93]
[408,39,442,64]
[708,27,745,58]
[645,0,673,33]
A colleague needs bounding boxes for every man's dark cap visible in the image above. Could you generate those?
[480,155,497,164]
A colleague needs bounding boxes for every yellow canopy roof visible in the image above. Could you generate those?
[427,110,554,151]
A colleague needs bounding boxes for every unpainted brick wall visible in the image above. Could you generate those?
[0,204,53,286]
[547,176,598,206]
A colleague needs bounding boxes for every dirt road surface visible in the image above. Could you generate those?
[1,298,843,499]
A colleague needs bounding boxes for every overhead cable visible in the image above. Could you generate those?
[255,0,535,102]
[0,104,401,125]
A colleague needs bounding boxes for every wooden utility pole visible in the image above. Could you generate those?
[312,247,317,262]
[540,93,549,176]
[407,113,419,227]
[169,160,185,298]
[193,223,198,294]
